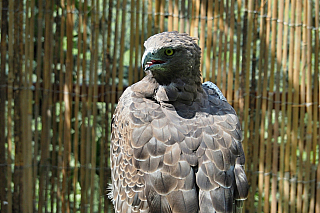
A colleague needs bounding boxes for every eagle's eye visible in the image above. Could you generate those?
[164,48,175,56]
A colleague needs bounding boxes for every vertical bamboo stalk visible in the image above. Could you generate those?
[33,0,44,208]
[99,1,108,211]
[5,1,14,211]
[104,0,112,211]
[279,0,290,211]
[62,0,74,212]
[284,0,296,211]
[199,0,206,74]
[129,0,135,85]
[141,0,145,73]
[111,0,121,113]
[13,0,24,211]
[23,0,34,211]
[290,0,302,211]
[185,0,191,35]
[216,0,224,89]
[154,0,160,33]
[192,0,200,37]
[147,0,153,37]
[73,0,83,210]
[302,1,313,212]
[243,0,255,208]
[51,7,62,210]
[80,1,88,212]
[0,0,8,210]
[205,0,213,81]
[38,0,53,212]
[272,0,285,212]
[179,0,185,33]
[89,0,100,211]
[168,0,173,31]
[57,0,66,211]
[159,0,165,32]
[314,0,320,211]
[296,1,307,212]
[134,0,141,80]
[227,0,235,103]
[233,0,242,114]
[221,0,229,96]
[210,0,220,84]
[173,0,179,31]
[263,0,276,211]
[250,1,265,210]
[7,1,14,211]
[118,0,127,97]
[245,0,258,211]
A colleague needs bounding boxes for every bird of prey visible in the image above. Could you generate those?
[110,31,249,213]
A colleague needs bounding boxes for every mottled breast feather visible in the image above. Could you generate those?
[110,79,249,213]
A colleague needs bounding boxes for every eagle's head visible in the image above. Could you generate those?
[142,31,201,85]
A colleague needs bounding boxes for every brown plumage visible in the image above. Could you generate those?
[110,31,249,213]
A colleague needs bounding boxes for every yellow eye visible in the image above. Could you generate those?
[164,49,174,56]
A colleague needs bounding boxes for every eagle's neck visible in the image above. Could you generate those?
[154,76,202,104]
[131,73,203,105]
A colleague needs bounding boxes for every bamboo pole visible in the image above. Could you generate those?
[263,0,276,211]
[135,0,141,80]
[256,2,268,211]
[246,0,258,211]
[210,0,219,84]
[141,0,145,76]
[129,0,135,85]
[62,0,74,212]
[250,2,264,210]
[221,0,229,96]
[173,0,179,31]
[272,0,285,212]
[302,1,313,212]
[51,9,61,210]
[290,1,302,211]
[233,0,242,114]
[118,0,127,97]
[296,1,307,212]
[315,0,320,211]
[99,0,108,211]
[73,0,83,210]
[216,0,224,89]
[57,0,66,211]
[0,0,8,209]
[38,0,53,212]
[111,0,120,113]
[23,0,35,211]
[205,0,213,81]
[160,0,165,32]
[227,0,235,103]
[179,0,185,33]
[6,1,14,211]
[199,0,206,74]
[154,0,160,33]
[279,0,290,211]
[80,1,88,212]
[140,0,145,79]
[168,0,173,31]
[147,0,153,37]
[104,0,113,211]
[284,0,296,211]
[89,0,100,211]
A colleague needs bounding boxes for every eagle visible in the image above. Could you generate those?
[110,31,249,213]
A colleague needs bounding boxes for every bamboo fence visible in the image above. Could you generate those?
[0,0,319,212]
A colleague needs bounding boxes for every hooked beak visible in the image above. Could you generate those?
[141,50,166,71]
